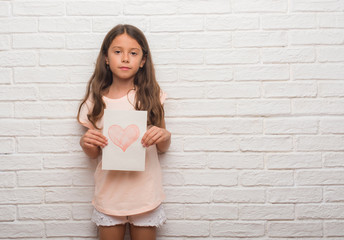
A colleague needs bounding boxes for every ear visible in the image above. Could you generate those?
[105,56,109,64]
[140,55,146,68]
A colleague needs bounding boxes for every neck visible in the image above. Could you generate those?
[106,78,135,99]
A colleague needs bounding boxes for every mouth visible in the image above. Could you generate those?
[119,67,131,70]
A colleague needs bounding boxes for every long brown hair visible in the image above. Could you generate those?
[77,24,164,129]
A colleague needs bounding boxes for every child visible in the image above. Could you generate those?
[77,24,171,240]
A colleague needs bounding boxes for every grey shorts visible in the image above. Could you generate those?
[91,204,166,227]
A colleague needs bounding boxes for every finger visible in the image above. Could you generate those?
[88,130,107,141]
[86,131,108,144]
[83,134,107,147]
[143,129,161,147]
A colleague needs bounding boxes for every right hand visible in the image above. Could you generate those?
[80,129,108,149]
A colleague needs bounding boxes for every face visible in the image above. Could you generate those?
[106,33,146,83]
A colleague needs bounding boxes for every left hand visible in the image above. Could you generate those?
[141,126,171,148]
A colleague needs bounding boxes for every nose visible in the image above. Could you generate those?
[122,53,129,63]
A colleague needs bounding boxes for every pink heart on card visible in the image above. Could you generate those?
[108,124,140,152]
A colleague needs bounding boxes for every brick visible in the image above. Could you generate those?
[325,186,344,202]
[73,170,95,186]
[39,17,92,32]
[150,16,203,32]
[155,67,178,82]
[267,153,322,169]
[233,31,287,47]
[268,187,322,203]
[325,221,344,237]
[0,155,42,170]
[72,204,93,220]
[66,1,121,16]
[18,205,71,220]
[213,188,265,203]
[184,204,238,220]
[235,64,289,81]
[0,138,15,154]
[0,206,15,221]
[164,187,211,203]
[43,154,96,169]
[293,64,344,80]
[264,117,318,134]
[15,101,79,118]
[164,85,206,99]
[159,153,207,169]
[178,0,230,14]
[296,170,344,185]
[0,51,37,67]
[319,14,344,28]
[0,68,11,84]
[18,137,80,153]
[14,67,69,83]
[179,67,233,81]
[153,50,203,65]
[291,30,344,45]
[296,136,344,151]
[318,47,344,62]
[0,86,38,101]
[66,33,104,49]
[207,83,260,98]
[13,1,65,16]
[211,221,265,237]
[160,220,209,237]
[183,171,238,186]
[18,171,73,186]
[147,33,178,49]
[0,223,44,238]
[163,204,184,219]
[0,2,10,16]
[320,117,344,133]
[162,171,184,186]
[0,35,10,50]
[237,100,291,116]
[92,17,147,33]
[205,49,259,64]
[240,170,294,186]
[0,103,13,117]
[184,136,239,152]
[0,18,37,33]
[292,0,344,12]
[297,204,344,219]
[262,48,315,63]
[0,172,15,187]
[41,119,84,136]
[262,14,317,29]
[13,34,65,49]
[319,82,344,97]
[268,221,322,237]
[240,204,294,220]
[45,187,94,203]
[293,99,344,115]
[264,82,317,98]
[0,189,44,204]
[208,153,264,169]
[39,85,85,100]
[324,153,344,168]
[233,0,287,12]
[179,32,231,49]
[0,120,40,136]
[124,2,177,15]
[40,50,98,66]
[165,100,236,117]
[206,15,259,30]
[46,221,97,237]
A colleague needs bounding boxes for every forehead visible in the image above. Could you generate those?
[110,33,142,50]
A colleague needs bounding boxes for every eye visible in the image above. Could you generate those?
[130,52,138,56]
[114,50,121,54]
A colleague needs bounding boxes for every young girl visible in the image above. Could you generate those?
[77,24,171,240]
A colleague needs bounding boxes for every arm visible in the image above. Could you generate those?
[141,117,171,153]
[80,128,108,159]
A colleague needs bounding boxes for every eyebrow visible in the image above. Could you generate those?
[111,46,141,51]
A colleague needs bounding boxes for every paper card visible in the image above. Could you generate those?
[102,109,147,171]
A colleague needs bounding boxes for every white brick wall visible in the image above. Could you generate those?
[1,0,344,239]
